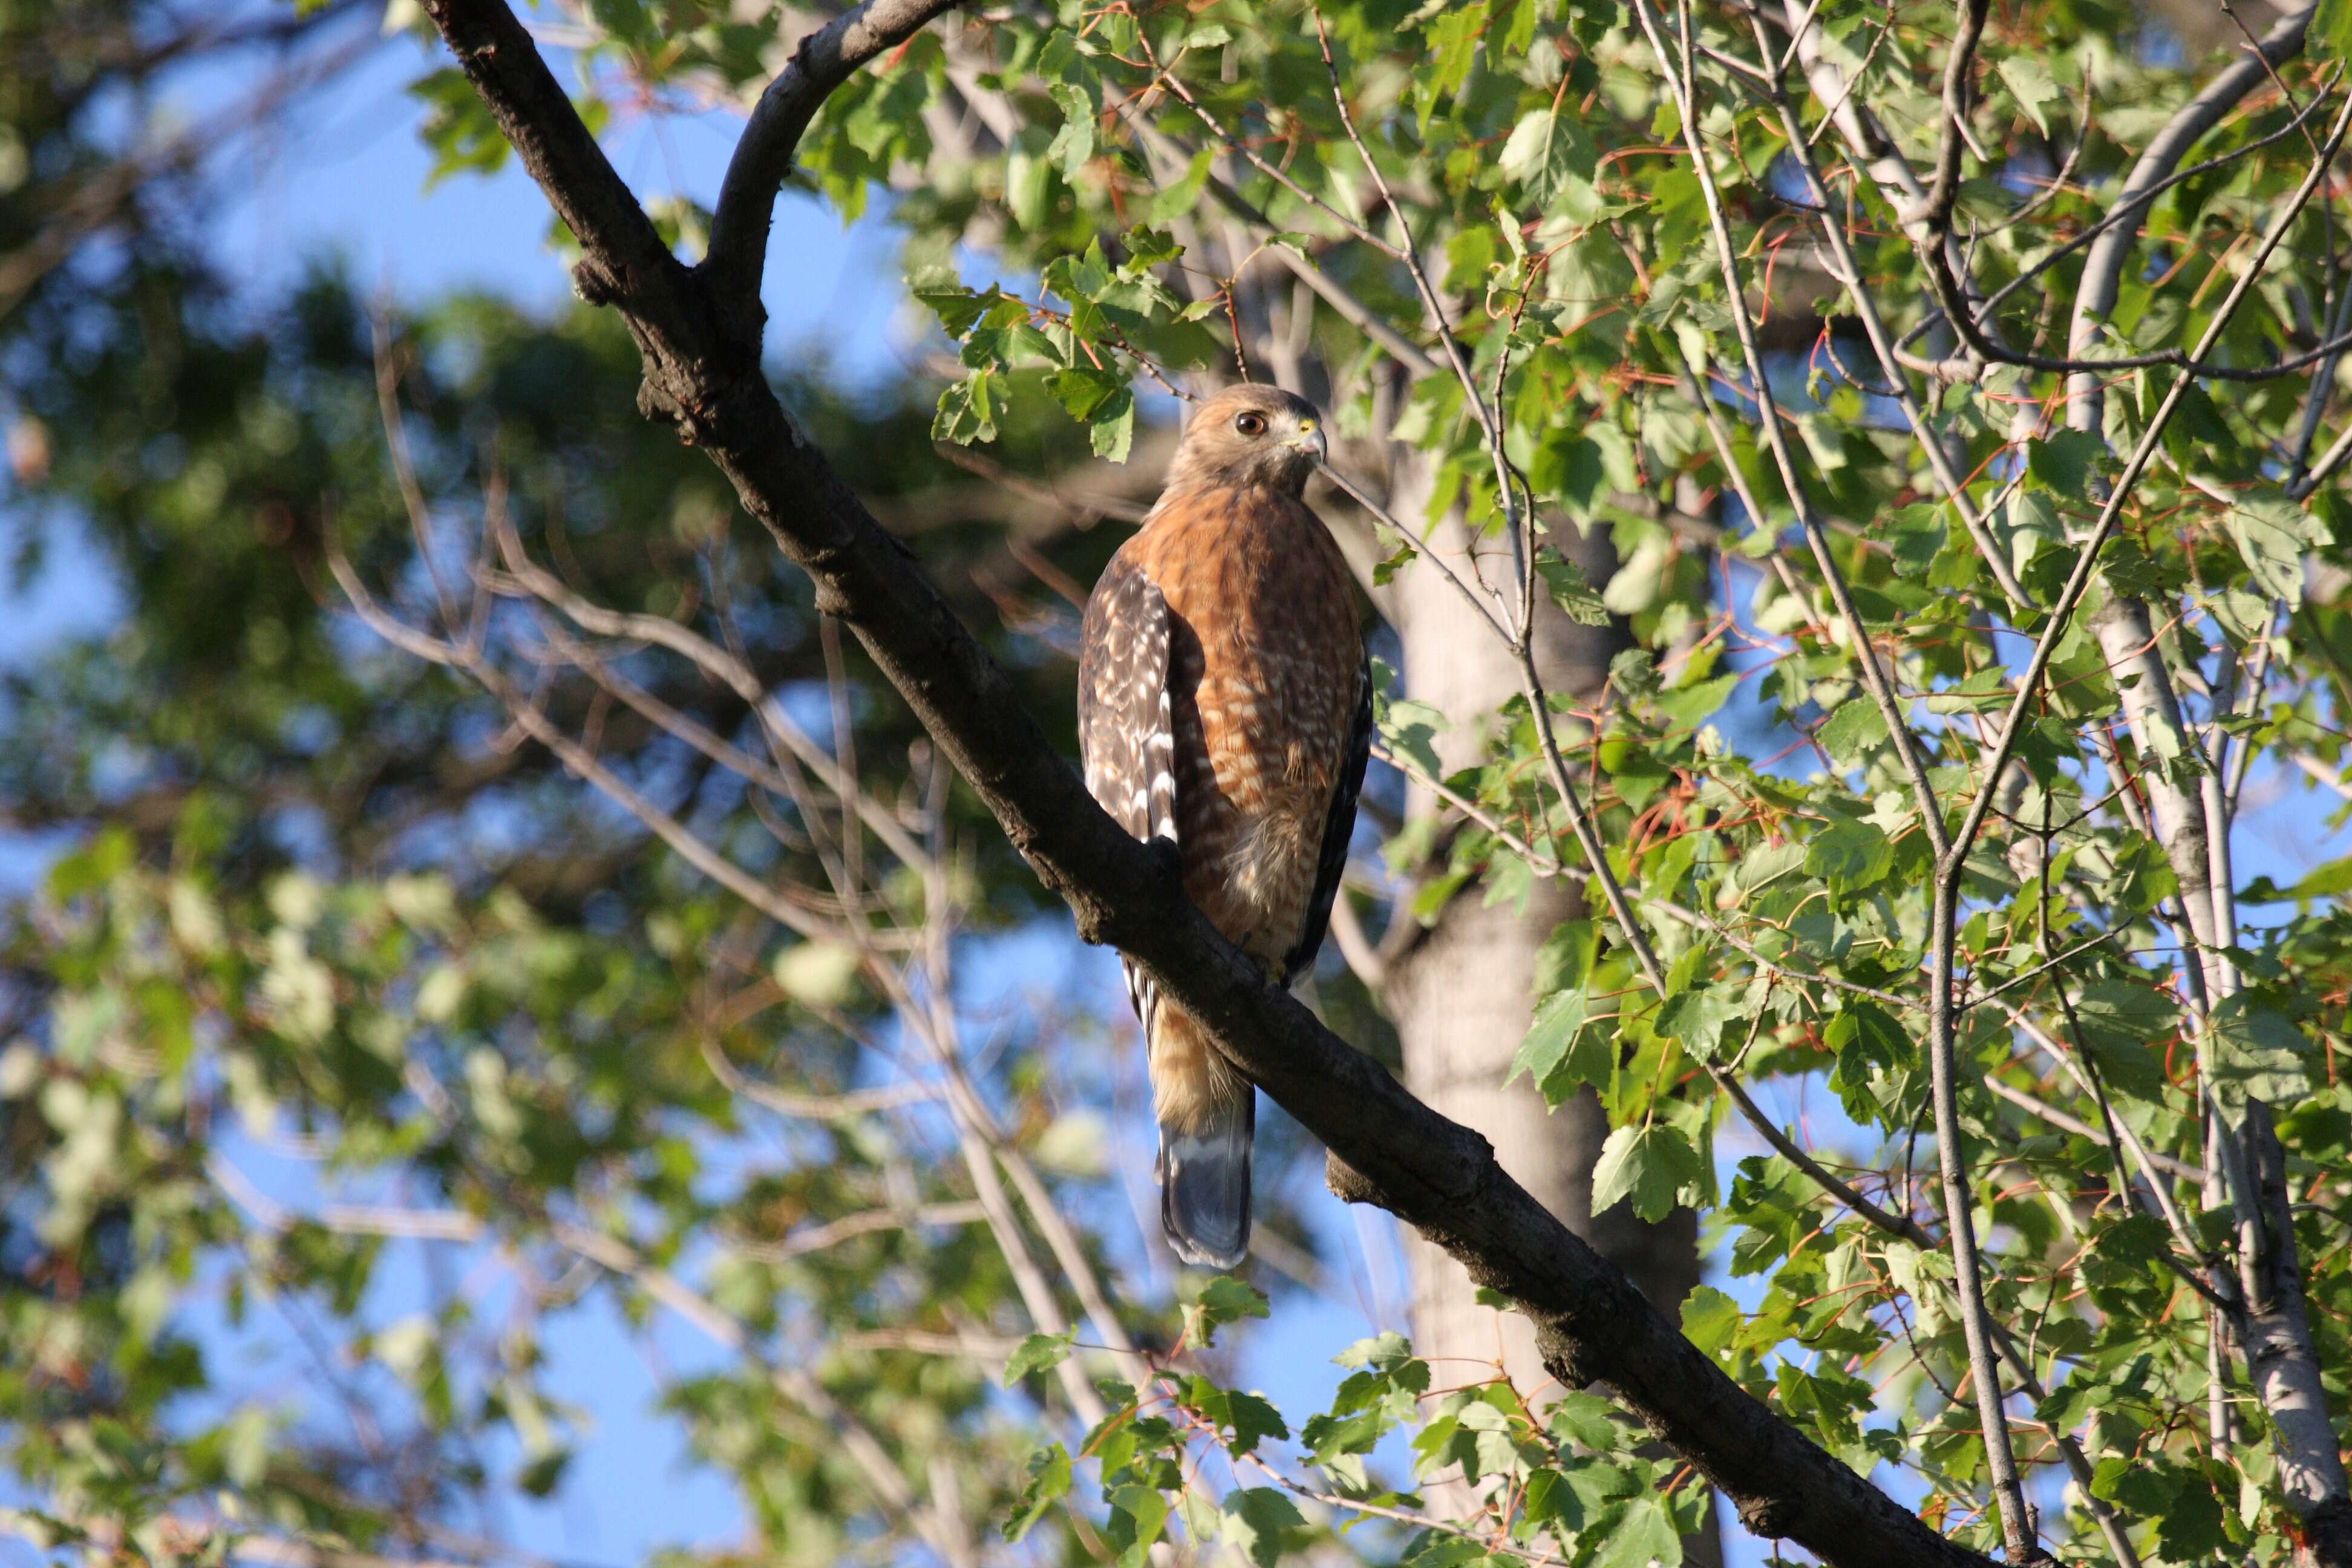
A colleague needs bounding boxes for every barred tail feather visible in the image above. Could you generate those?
[1158,1097,1253,1269]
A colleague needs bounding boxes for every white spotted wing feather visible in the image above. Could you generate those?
[1077,555,1176,1034]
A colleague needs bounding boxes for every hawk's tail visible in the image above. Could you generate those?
[1149,1007,1253,1269]
[1158,1099,1253,1269]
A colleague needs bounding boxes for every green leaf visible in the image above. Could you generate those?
[2069,981,2177,1101]
[1122,225,1182,266]
[1804,814,1894,893]
[1378,697,1449,780]
[1047,365,1136,460]
[2155,1468,2226,1562]
[2207,995,2312,1122]
[1336,1329,1417,1371]
[2223,495,2322,606]
[1880,502,1945,574]
[1046,82,1097,180]
[1373,523,1420,584]
[1045,366,1125,421]
[909,270,989,336]
[1089,391,1135,462]
[1601,739,1672,811]
[2024,430,2102,494]
[933,370,999,444]
[1653,674,1737,730]
[1044,240,1116,303]
[1509,988,1610,1103]
[1535,919,1602,995]
[1003,1442,1071,1541]
[1587,1495,1684,1568]
[1536,547,1611,625]
[1151,148,1213,223]
[1547,1389,1624,1452]
[515,1447,570,1498]
[1498,108,1597,211]
[1815,699,1886,766]
[1679,1284,1742,1354]
[1005,151,1052,229]
[1825,1001,1909,1083]
[2005,489,2065,580]
[1003,1329,1075,1386]
[1922,667,2011,714]
[1545,433,1613,510]
[1590,1123,1702,1222]
[1392,1532,1486,1568]
[1183,1374,1289,1455]
[1184,1278,1270,1345]
[1521,1466,1589,1535]
[1609,646,1659,700]
[2321,0,2352,61]
[1732,841,1805,897]
[1419,1,1488,121]
[2276,855,2352,901]
[1997,55,2060,136]
[1109,1483,1169,1556]
[2095,1212,2171,1269]
[1220,1488,1307,1567]
[1656,983,1735,1062]
[409,68,512,186]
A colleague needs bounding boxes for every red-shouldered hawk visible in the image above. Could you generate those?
[1078,384,1371,1269]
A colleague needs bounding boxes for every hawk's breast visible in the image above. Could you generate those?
[1124,484,1361,967]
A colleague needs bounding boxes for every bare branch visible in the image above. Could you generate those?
[699,1034,942,1120]
[1893,79,2339,369]
[1753,42,2031,609]
[0,1507,558,1568]
[2066,3,2316,430]
[485,516,935,873]
[332,543,858,949]
[1913,0,1990,237]
[704,0,972,312]
[727,1200,992,1261]
[1982,1075,2205,1183]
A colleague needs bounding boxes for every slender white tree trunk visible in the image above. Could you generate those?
[1378,475,1717,1561]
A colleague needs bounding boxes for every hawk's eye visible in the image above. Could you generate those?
[1233,411,1267,437]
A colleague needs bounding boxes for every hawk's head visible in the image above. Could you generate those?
[1165,385,1327,497]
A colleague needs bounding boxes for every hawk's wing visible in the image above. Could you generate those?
[1078,550,1176,1030]
[1077,550,1176,847]
[1281,652,1373,986]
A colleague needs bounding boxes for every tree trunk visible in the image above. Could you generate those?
[1380,486,1718,1562]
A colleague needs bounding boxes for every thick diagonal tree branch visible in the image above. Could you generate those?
[412,2,1998,1562]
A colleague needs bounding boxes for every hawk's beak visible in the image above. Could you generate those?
[1293,420,1328,465]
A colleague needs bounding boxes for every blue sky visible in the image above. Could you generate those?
[194,16,900,373]
[8,10,2352,1568]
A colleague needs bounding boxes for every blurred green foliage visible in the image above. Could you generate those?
[8,0,2352,1563]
